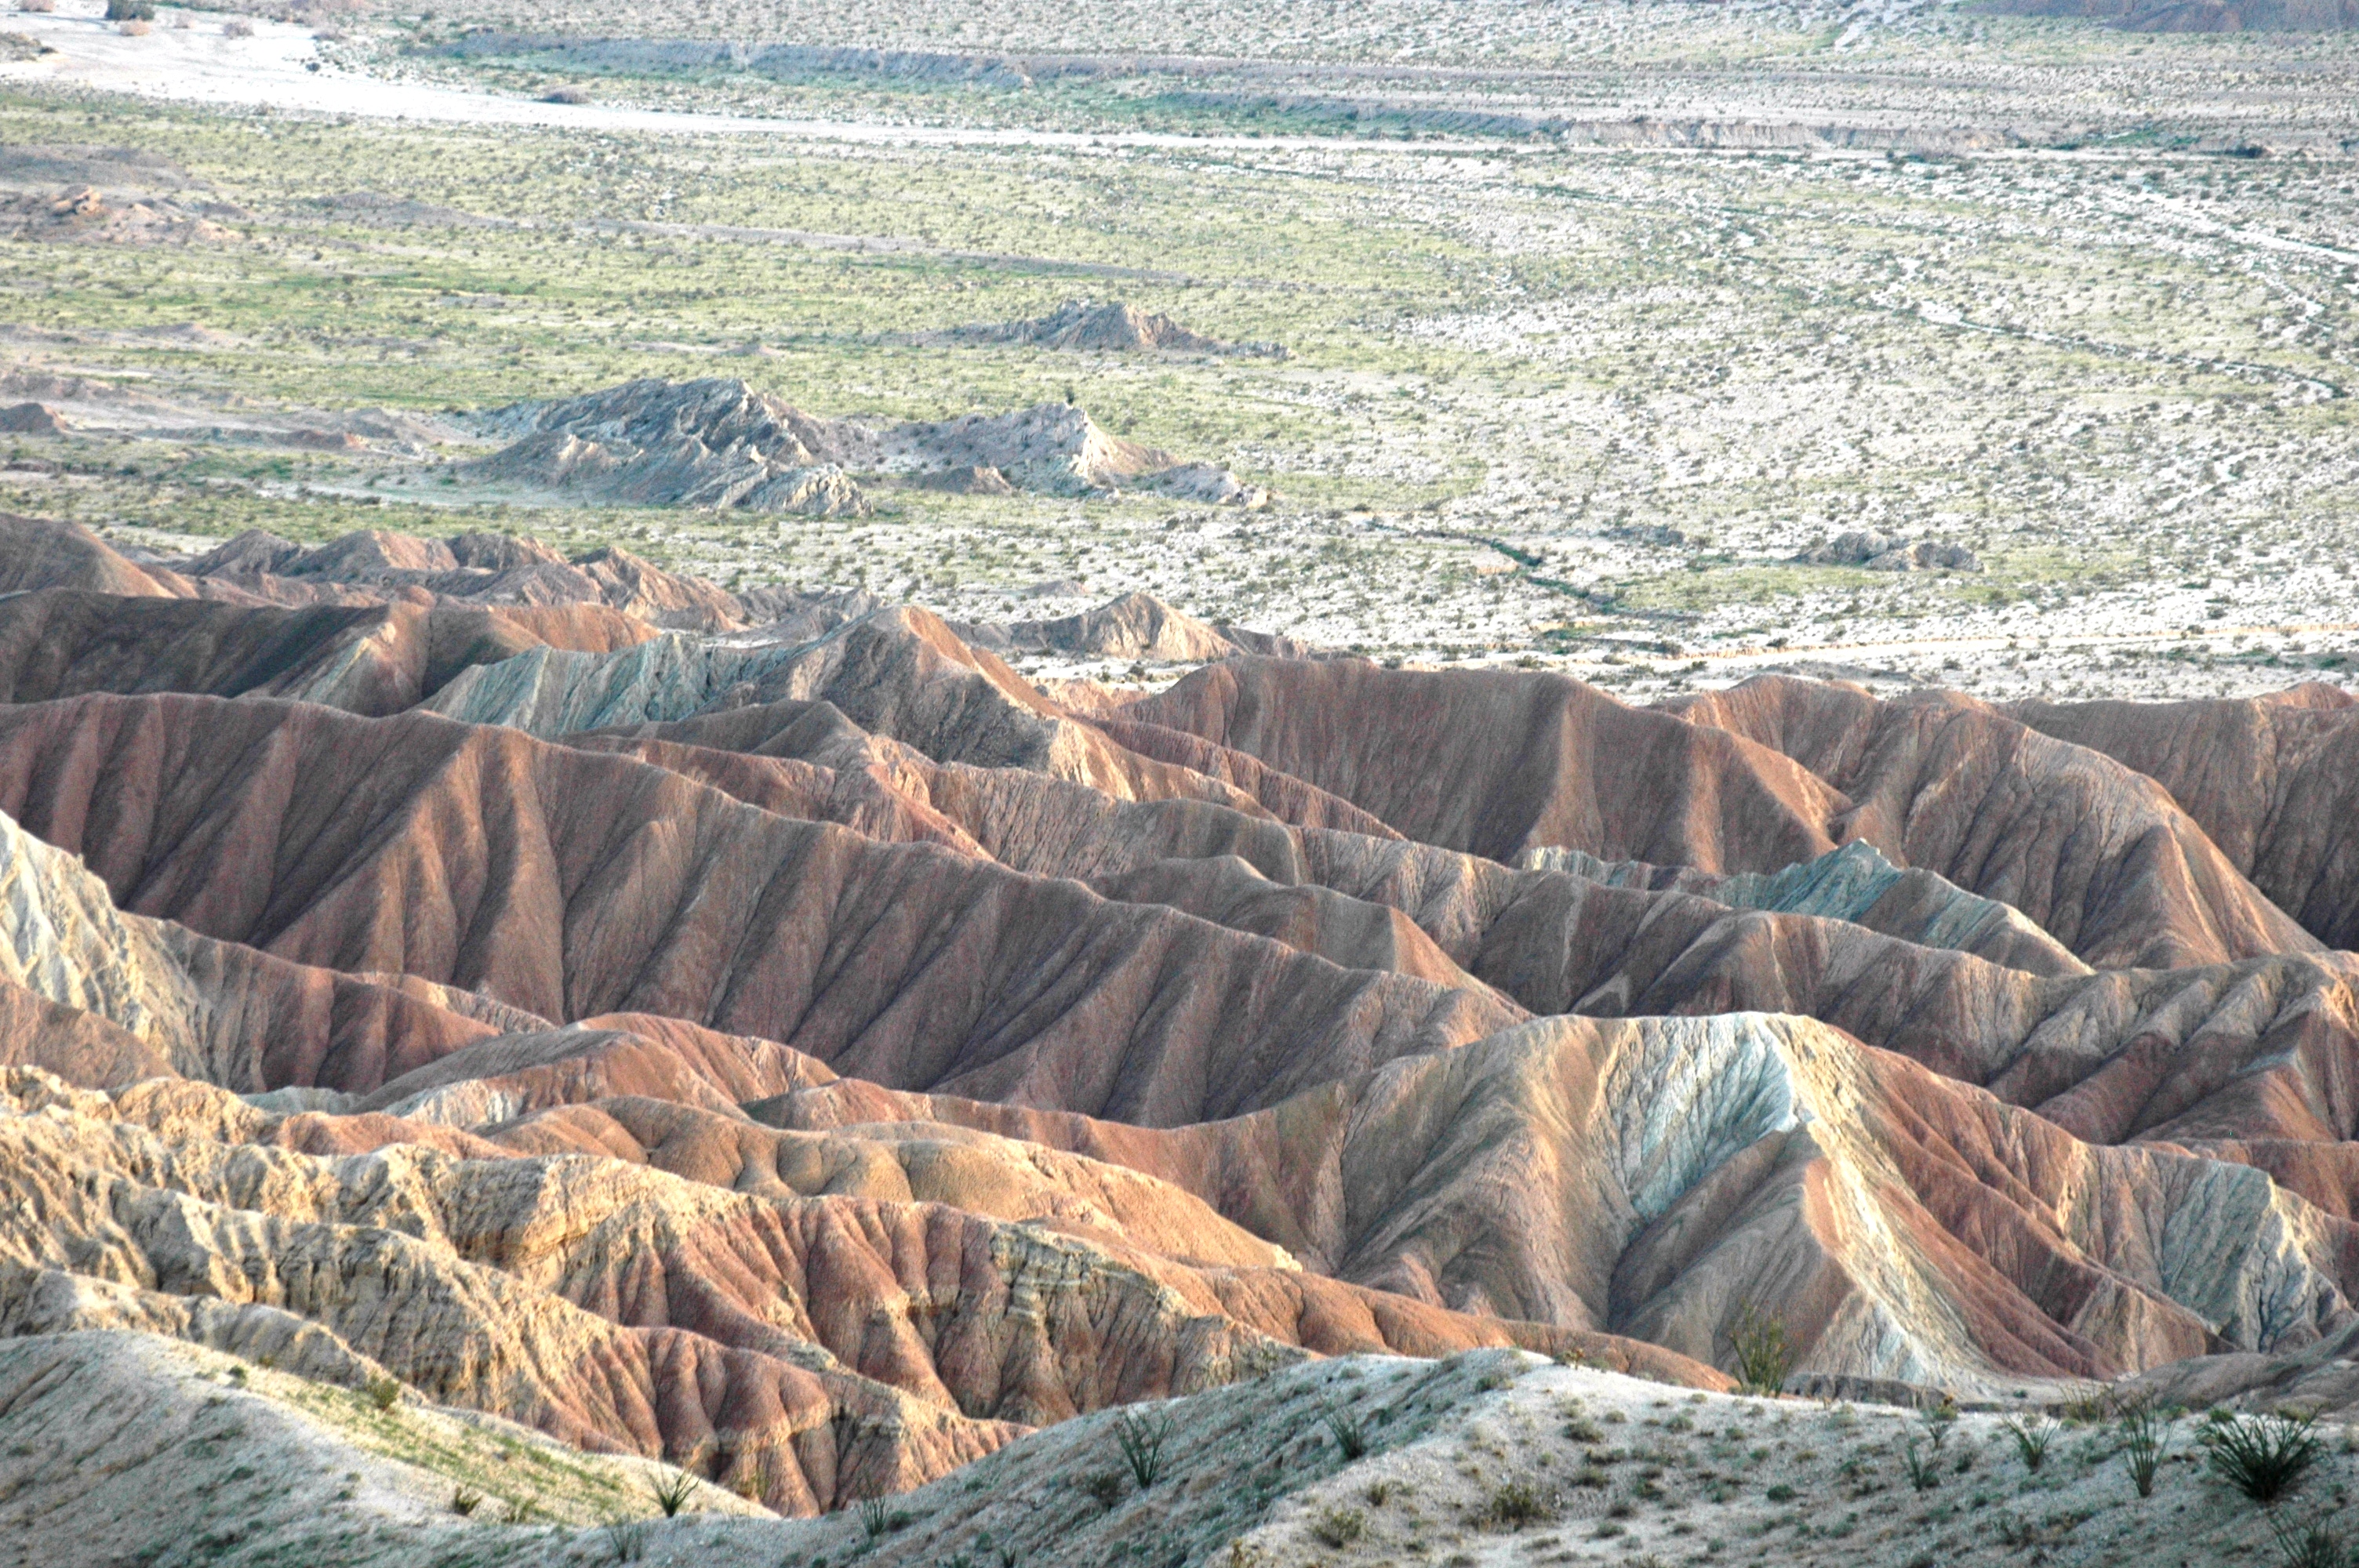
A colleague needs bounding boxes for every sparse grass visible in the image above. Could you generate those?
[600,1516,649,1562]
[2058,1382,2121,1425]
[1902,1439,1940,1492]
[449,1484,482,1516]
[1081,1472,1126,1512]
[1479,1479,1554,1530]
[1310,1506,1366,1548]
[2271,1509,2356,1568]
[2203,1410,2323,1504]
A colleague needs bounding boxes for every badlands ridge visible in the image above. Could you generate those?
[2,514,2358,1563]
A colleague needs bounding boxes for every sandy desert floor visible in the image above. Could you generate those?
[2,0,2357,696]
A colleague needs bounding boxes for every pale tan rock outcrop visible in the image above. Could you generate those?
[0,1065,1699,1508]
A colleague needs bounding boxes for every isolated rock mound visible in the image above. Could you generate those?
[881,402,1267,503]
[470,378,1267,506]
[990,590,1242,662]
[466,376,874,514]
[945,297,1275,356]
[1795,528,1980,572]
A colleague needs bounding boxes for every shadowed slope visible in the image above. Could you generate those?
[1670,677,2314,968]
[1124,655,1842,872]
[1126,659,2310,970]
[0,588,657,717]
[2010,685,2359,951]
[0,693,1519,1126]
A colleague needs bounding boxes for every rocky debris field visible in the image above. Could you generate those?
[0,517,2355,1563]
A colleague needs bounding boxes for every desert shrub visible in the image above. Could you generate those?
[860,1496,891,1538]
[1901,1439,1939,1492]
[104,0,153,17]
[1765,1483,1796,1502]
[1728,1301,1794,1396]
[2204,1410,2323,1503]
[2059,1382,2117,1425]
[1562,1416,1603,1443]
[601,1517,647,1563]
[1481,1479,1554,1530]
[17,0,55,14]
[543,85,592,103]
[1116,1410,1173,1489]
[449,1485,482,1517]
[2271,1511,2354,1568]
[1082,1472,1126,1512]
[2003,1415,2060,1472]
[223,16,252,33]
[2119,1404,2169,1498]
[362,1375,401,1411]
[1324,1407,1369,1461]
[648,1468,696,1518]
[1920,1400,1959,1450]
[1310,1507,1365,1548]
[499,1497,536,1524]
